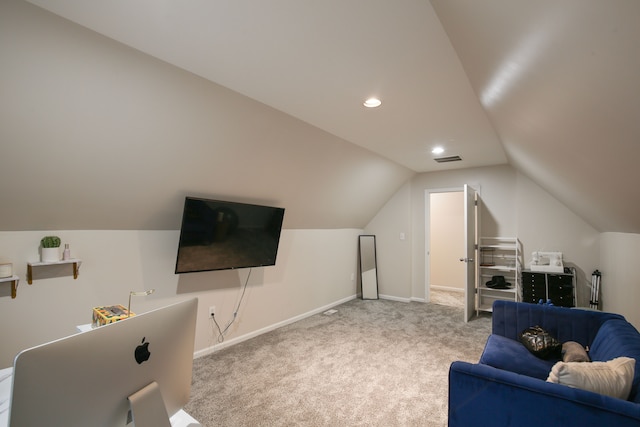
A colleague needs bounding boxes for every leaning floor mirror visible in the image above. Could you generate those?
[359,235,379,299]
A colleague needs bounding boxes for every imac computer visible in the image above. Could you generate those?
[9,298,198,427]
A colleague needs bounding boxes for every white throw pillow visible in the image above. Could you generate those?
[547,356,635,400]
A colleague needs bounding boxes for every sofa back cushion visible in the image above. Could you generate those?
[492,301,622,347]
[589,319,640,403]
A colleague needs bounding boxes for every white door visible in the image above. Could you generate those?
[461,184,477,322]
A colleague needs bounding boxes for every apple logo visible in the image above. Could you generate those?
[134,337,151,364]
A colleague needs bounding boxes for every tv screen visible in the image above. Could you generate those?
[175,197,285,273]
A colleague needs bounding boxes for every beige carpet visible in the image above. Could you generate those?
[429,289,464,309]
[185,298,491,426]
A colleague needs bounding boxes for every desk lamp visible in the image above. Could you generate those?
[128,289,155,317]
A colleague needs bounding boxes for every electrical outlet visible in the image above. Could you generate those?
[209,306,216,317]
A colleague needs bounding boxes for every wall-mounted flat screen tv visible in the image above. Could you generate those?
[175,197,285,274]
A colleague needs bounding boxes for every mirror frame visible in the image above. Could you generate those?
[358,235,379,300]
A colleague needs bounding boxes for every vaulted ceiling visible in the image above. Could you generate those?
[7,0,640,233]
[432,0,640,233]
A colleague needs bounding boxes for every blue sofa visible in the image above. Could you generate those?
[448,301,640,427]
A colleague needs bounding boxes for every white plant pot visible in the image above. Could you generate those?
[0,263,12,278]
[41,247,60,263]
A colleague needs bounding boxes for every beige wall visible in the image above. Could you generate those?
[600,232,640,328]
[409,165,518,300]
[0,0,412,232]
[429,191,465,291]
[2,0,638,369]
[0,228,361,367]
[368,164,604,310]
[515,173,600,307]
[0,0,407,368]
[365,180,412,300]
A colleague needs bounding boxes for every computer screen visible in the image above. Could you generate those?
[9,298,198,427]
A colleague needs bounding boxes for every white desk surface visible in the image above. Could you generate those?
[0,367,200,427]
[0,368,13,427]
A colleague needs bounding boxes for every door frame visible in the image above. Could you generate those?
[424,184,481,317]
[463,184,477,322]
[424,186,464,303]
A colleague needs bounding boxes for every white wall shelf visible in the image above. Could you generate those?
[27,259,81,284]
[477,237,522,314]
[0,275,20,299]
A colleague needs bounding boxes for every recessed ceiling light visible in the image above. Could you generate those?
[363,98,382,108]
[432,146,445,155]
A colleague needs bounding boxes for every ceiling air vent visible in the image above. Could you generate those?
[434,155,462,163]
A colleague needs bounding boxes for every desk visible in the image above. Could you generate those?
[0,368,11,427]
[0,367,200,427]
[170,410,201,427]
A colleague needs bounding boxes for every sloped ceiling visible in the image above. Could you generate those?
[4,0,640,233]
[431,0,640,233]
[23,0,506,173]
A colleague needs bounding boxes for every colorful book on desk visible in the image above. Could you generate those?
[92,305,135,326]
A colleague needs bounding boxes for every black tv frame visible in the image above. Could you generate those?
[175,197,285,274]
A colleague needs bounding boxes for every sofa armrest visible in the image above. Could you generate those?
[449,361,640,427]
[491,301,623,346]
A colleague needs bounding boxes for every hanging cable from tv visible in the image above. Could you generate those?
[211,268,252,343]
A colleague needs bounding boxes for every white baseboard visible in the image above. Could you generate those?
[430,285,464,293]
[193,294,357,359]
[379,294,411,303]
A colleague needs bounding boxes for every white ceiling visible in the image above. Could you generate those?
[21,0,640,233]
[24,0,506,173]
[431,0,640,233]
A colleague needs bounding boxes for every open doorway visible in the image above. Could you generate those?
[427,190,465,308]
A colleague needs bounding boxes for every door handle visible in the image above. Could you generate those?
[459,258,474,263]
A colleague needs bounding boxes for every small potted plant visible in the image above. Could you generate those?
[40,236,61,263]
